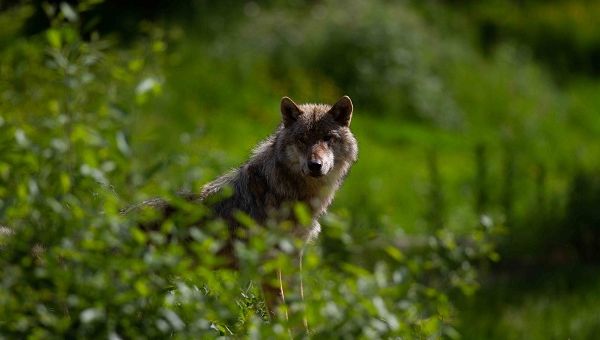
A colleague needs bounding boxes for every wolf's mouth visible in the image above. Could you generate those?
[309,171,324,178]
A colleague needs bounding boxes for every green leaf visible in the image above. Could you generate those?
[342,263,371,277]
[384,246,405,262]
[46,29,62,49]
[293,202,311,226]
[134,280,150,296]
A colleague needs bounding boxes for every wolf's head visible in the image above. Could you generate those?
[276,96,358,179]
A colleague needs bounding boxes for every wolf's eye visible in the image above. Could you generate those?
[323,134,334,142]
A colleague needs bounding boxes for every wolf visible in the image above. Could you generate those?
[199,95,358,243]
[129,96,358,245]
[202,95,358,320]
[125,96,358,319]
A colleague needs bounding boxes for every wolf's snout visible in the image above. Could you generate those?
[308,159,323,176]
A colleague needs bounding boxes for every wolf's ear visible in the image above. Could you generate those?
[281,97,302,127]
[329,96,353,127]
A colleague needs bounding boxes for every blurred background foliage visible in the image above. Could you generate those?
[0,0,599,338]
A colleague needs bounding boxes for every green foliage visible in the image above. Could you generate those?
[1,0,600,338]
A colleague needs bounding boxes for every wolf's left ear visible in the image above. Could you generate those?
[329,96,353,127]
[281,97,302,128]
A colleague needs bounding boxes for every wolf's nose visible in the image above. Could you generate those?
[308,160,322,173]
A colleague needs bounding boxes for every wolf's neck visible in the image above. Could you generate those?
[248,143,302,195]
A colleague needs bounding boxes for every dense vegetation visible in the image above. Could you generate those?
[1,0,599,338]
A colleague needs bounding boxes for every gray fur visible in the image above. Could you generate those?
[200,96,358,241]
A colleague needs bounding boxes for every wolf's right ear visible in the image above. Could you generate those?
[281,97,302,128]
